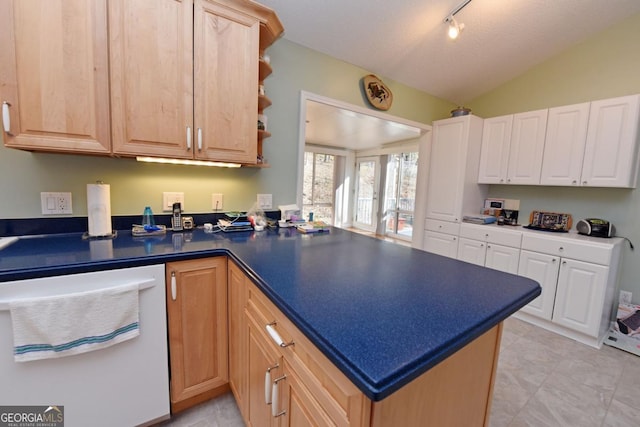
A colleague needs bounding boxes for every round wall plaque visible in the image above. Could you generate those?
[362,74,393,111]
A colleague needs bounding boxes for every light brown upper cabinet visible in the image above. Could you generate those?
[0,0,111,154]
[109,0,263,163]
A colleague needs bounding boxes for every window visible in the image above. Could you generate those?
[302,152,335,223]
[384,152,418,239]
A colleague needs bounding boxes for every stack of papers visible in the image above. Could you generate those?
[218,213,253,232]
[462,215,497,224]
[217,219,253,232]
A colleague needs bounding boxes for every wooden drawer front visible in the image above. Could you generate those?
[246,282,370,427]
[521,234,612,265]
[425,218,460,235]
[459,223,522,247]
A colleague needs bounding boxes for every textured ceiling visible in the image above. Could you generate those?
[259,0,640,105]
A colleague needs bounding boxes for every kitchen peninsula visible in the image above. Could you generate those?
[0,227,540,426]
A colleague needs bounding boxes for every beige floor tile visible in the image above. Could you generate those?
[602,398,640,427]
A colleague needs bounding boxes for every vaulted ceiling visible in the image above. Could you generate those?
[259,0,640,105]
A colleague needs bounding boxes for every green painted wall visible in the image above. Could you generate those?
[0,39,452,219]
[468,12,640,298]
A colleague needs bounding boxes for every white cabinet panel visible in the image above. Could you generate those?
[507,109,548,185]
[553,258,609,337]
[582,94,640,188]
[518,250,560,320]
[423,231,458,259]
[457,238,486,266]
[540,103,590,186]
[478,115,512,184]
[425,115,486,223]
[485,244,519,274]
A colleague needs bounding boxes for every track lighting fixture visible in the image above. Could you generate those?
[446,16,464,40]
[444,0,472,40]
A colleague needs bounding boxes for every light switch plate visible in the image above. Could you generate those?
[41,192,72,215]
[257,194,272,209]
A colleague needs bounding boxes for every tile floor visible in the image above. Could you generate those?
[159,317,640,427]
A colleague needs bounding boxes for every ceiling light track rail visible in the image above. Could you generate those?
[444,0,473,23]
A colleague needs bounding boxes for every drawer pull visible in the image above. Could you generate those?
[266,323,294,348]
[264,363,279,404]
[2,101,10,134]
[271,375,287,417]
[170,272,177,301]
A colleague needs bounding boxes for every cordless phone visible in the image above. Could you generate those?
[172,202,183,231]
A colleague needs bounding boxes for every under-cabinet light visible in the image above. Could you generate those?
[136,156,242,168]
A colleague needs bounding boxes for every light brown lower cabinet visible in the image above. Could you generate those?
[228,258,503,427]
[166,257,229,413]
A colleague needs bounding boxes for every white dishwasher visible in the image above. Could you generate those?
[0,264,170,427]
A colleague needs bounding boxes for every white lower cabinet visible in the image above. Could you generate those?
[422,220,623,347]
[485,244,520,274]
[423,231,458,259]
[423,219,460,259]
[457,237,486,266]
[517,250,560,320]
[456,223,521,273]
[552,258,609,336]
[515,233,622,348]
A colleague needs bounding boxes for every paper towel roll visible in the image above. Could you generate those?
[87,183,112,237]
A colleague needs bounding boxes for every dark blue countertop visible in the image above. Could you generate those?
[0,227,541,401]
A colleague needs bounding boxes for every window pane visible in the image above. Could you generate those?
[398,152,418,212]
[385,155,399,211]
[302,152,314,206]
[313,154,334,204]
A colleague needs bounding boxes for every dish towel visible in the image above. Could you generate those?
[9,283,140,362]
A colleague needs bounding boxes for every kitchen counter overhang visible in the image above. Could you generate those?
[0,227,540,401]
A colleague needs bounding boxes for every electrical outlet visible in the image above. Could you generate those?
[211,194,223,211]
[162,192,185,211]
[257,194,272,209]
[41,192,72,215]
[620,290,633,304]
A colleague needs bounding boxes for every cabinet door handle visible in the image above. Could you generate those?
[266,323,294,348]
[271,375,287,417]
[197,127,202,151]
[186,126,192,150]
[582,181,588,185]
[171,272,177,301]
[2,101,11,134]
[264,363,279,404]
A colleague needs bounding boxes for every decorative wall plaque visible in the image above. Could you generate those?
[362,74,393,111]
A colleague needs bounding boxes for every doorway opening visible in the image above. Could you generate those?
[297,92,431,247]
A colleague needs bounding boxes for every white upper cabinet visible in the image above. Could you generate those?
[540,102,590,186]
[481,94,640,188]
[425,115,486,223]
[477,115,512,184]
[477,110,548,185]
[507,109,548,185]
[581,94,640,188]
